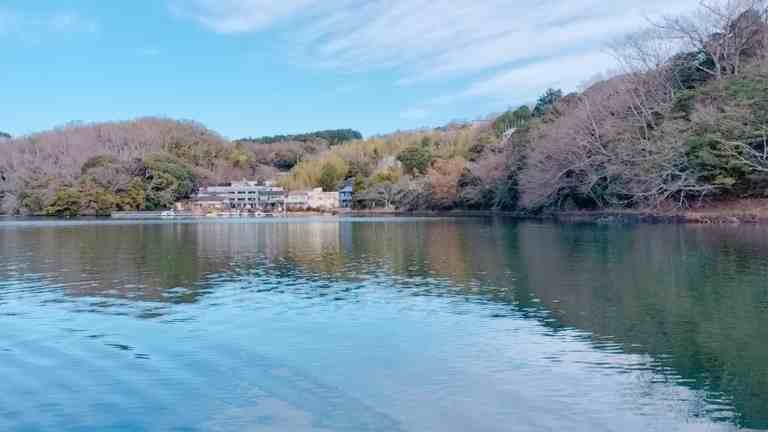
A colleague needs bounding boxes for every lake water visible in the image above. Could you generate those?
[0,217,766,431]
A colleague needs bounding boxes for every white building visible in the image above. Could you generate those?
[194,181,285,211]
[286,188,339,211]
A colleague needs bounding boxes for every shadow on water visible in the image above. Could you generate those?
[506,222,768,429]
[1,218,767,429]
[349,219,768,429]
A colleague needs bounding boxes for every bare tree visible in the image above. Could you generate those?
[0,118,234,214]
[521,72,713,209]
[357,182,399,209]
[653,0,768,80]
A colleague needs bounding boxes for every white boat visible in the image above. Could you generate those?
[160,210,177,218]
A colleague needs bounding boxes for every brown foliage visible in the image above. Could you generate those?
[428,158,466,209]
[521,72,710,209]
[0,117,229,183]
[0,118,233,214]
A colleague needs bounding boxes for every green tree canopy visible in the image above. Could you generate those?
[493,106,532,136]
[81,155,118,175]
[532,88,563,117]
[670,50,717,90]
[143,154,198,209]
[318,163,342,191]
[45,188,82,218]
[237,129,363,146]
[397,146,433,175]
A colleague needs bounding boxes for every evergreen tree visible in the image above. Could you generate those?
[532,88,563,117]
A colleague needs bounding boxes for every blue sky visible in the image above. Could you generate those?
[0,0,700,139]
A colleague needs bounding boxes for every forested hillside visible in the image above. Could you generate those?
[2,1,768,216]
[0,119,227,216]
[0,120,363,215]
[232,129,364,172]
[285,0,768,212]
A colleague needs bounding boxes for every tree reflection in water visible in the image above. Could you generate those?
[0,218,766,428]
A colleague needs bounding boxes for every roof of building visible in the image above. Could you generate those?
[189,194,229,203]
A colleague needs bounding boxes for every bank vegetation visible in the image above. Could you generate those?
[285,0,768,213]
[2,0,768,217]
[0,122,359,216]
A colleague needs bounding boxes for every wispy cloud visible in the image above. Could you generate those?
[170,0,318,33]
[172,0,701,104]
[459,51,617,101]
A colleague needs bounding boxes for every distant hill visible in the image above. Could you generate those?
[0,131,10,140]
[237,129,362,146]
[0,118,255,216]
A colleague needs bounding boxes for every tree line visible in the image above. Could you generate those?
[0,119,336,215]
[3,0,768,216]
[285,0,768,212]
[236,129,362,146]
[519,0,768,210]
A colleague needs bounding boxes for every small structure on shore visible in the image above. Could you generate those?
[338,185,354,209]
[179,193,231,213]
[286,188,340,211]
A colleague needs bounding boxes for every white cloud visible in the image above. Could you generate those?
[170,0,319,33]
[400,108,429,121]
[172,0,702,102]
[461,51,618,100]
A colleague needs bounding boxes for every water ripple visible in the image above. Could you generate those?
[1,219,766,430]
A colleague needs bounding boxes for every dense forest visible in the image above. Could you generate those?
[236,129,362,146]
[2,1,768,216]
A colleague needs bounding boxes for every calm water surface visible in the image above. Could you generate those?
[0,217,767,431]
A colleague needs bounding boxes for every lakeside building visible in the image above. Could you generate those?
[339,185,354,209]
[178,180,286,213]
[180,193,231,213]
[285,191,311,210]
[286,188,340,211]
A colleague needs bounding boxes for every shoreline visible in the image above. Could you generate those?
[5,202,768,224]
[351,201,768,224]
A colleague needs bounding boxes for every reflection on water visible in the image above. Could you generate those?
[0,218,767,431]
